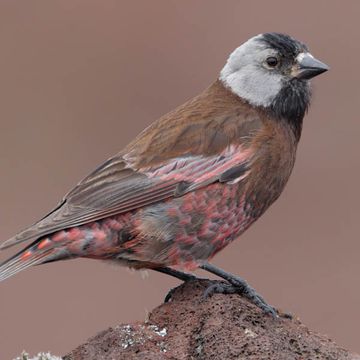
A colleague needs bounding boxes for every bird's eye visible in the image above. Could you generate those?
[266,56,279,67]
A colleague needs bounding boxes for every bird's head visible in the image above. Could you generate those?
[220,32,329,123]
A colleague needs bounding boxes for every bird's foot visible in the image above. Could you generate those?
[199,263,280,317]
[164,286,178,303]
[153,264,289,318]
[202,279,277,317]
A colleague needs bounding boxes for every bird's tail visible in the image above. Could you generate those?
[0,222,122,282]
[0,238,65,282]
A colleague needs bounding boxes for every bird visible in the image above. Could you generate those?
[0,33,328,316]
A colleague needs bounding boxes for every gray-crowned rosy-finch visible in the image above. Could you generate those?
[0,33,328,316]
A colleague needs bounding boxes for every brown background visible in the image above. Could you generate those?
[0,1,358,358]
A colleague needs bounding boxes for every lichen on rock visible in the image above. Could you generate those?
[14,351,62,360]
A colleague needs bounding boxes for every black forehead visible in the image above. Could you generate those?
[260,32,308,57]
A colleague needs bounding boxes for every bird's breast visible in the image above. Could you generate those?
[243,118,299,219]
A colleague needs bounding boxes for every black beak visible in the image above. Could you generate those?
[295,53,329,80]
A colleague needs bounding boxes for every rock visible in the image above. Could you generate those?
[64,279,359,360]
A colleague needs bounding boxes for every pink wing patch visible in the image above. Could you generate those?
[141,144,252,187]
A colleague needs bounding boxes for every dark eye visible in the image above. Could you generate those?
[266,56,279,67]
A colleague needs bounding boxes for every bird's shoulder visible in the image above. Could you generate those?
[67,80,266,200]
[123,80,265,170]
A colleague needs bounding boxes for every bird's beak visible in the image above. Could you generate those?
[292,52,329,80]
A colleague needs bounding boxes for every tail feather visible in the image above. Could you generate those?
[0,221,119,281]
[0,242,59,282]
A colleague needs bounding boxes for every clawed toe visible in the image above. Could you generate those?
[202,281,237,299]
[202,280,278,318]
[278,310,293,319]
[164,286,177,303]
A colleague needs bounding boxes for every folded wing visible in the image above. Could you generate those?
[1,144,253,250]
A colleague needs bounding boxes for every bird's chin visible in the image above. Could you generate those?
[289,76,307,84]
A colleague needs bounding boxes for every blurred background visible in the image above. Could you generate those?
[0,1,358,358]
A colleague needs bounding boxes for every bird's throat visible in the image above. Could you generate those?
[269,80,311,140]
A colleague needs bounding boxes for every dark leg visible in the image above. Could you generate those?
[152,266,197,282]
[200,262,277,317]
[152,266,199,302]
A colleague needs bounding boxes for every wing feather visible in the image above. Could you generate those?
[1,81,262,250]
[1,147,252,249]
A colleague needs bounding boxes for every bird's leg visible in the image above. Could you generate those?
[200,262,278,317]
[153,266,198,282]
[152,266,199,302]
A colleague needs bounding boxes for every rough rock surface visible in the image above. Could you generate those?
[64,279,359,360]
